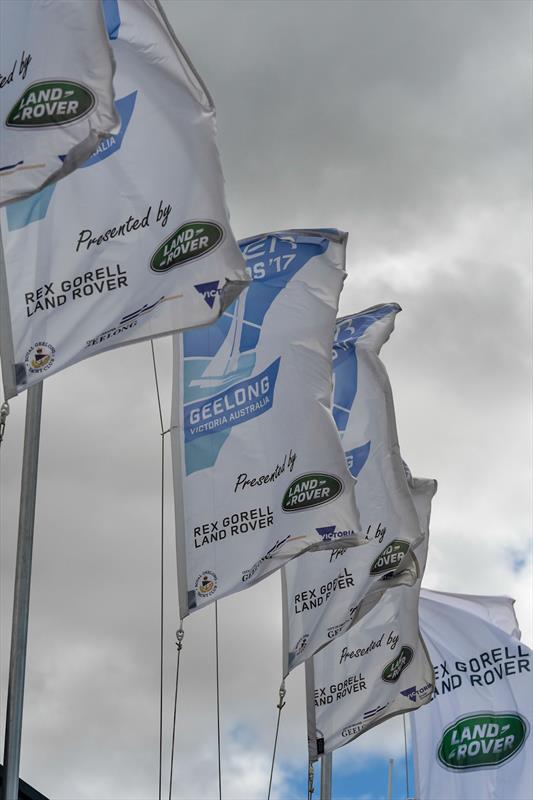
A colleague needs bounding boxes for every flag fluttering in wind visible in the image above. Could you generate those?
[0,0,119,206]
[306,484,435,759]
[171,230,363,618]
[0,0,247,398]
[283,304,425,674]
[412,590,532,800]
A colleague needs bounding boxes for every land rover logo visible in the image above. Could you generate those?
[381,646,413,683]
[370,539,410,575]
[282,473,342,512]
[438,713,528,771]
[150,221,224,272]
[6,80,95,128]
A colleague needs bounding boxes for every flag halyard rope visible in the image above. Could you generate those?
[267,680,287,800]
[168,625,185,800]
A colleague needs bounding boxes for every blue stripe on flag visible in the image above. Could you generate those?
[101,0,121,40]
[6,184,56,232]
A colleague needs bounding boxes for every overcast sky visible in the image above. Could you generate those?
[1,1,531,799]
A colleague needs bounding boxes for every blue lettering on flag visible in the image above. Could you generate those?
[184,358,280,444]
[184,233,327,360]
[182,232,334,473]
[195,281,220,309]
[344,441,371,477]
[316,526,337,540]
[400,686,417,702]
[335,304,400,346]
[332,304,400,437]
[315,525,354,541]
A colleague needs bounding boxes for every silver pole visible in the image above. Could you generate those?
[2,383,43,800]
[387,758,394,800]
[320,752,332,800]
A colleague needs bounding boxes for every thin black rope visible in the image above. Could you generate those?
[168,626,184,800]
[151,341,165,433]
[215,602,222,800]
[150,340,165,800]
[267,682,286,800]
[402,715,411,799]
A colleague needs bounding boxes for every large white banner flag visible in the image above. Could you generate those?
[283,304,426,674]
[0,0,119,206]
[306,508,434,759]
[171,229,363,618]
[0,0,247,398]
[412,590,532,800]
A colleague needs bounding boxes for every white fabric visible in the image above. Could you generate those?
[306,511,434,759]
[283,305,429,675]
[419,589,521,640]
[0,0,247,398]
[412,590,532,800]
[171,230,362,618]
[0,0,119,205]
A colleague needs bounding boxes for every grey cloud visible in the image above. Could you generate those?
[171,1,530,257]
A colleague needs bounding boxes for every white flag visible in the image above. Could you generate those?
[412,590,532,800]
[0,0,248,398]
[171,230,362,618]
[306,502,434,759]
[283,304,426,674]
[417,589,522,639]
[0,0,119,206]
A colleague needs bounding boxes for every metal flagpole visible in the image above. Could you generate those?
[402,716,411,800]
[319,752,332,800]
[387,758,394,800]
[2,383,43,800]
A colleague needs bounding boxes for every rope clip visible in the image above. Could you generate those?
[307,761,315,799]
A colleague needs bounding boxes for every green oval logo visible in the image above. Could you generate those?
[6,80,95,128]
[150,221,224,272]
[370,539,410,576]
[281,473,342,512]
[438,713,529,770]
[382,645,414,683]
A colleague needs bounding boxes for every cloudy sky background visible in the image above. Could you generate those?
[1,1,531,798]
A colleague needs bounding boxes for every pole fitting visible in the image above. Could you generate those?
[176,627,184,650]
[277,681,286,710]
[0,400,9,445]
